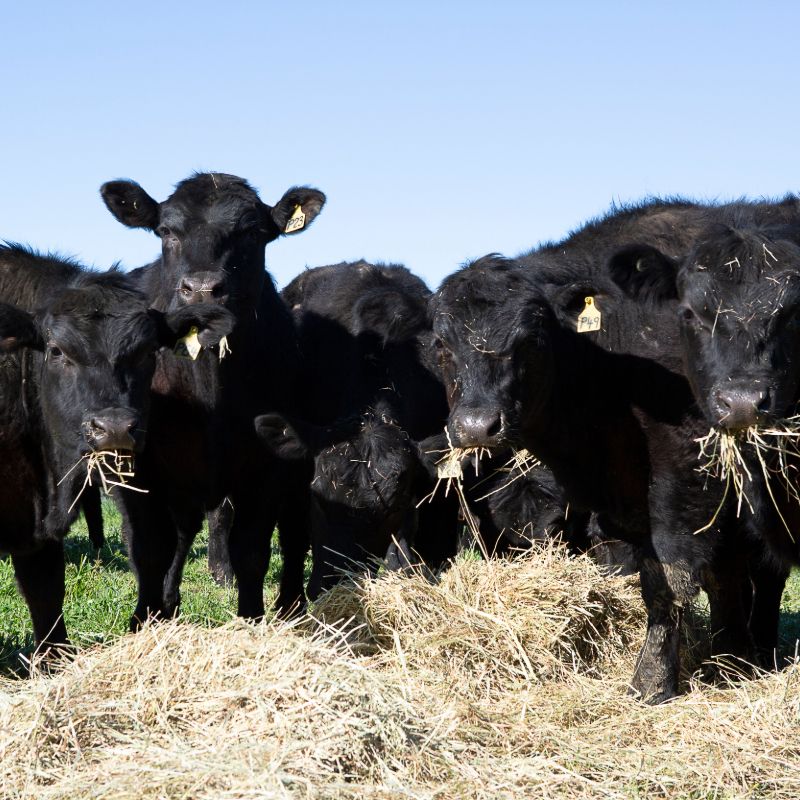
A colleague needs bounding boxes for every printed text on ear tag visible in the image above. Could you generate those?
[577,297,601,333]
[285,204,305,234]
[173,326,202,360]
[438,460,462,480]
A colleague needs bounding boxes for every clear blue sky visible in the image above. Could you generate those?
[2,1,798,290]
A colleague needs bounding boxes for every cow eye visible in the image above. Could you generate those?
[48,346,67,363]
[678,306,709,331]
[158,226,172,238]
[432,336,444,351]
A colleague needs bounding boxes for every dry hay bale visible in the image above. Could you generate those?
[0,620,458,799]
[1,547,797,799]
[307,545,646,693]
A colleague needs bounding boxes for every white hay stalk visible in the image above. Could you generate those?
[59,450,149,512]
[695,416,800,537]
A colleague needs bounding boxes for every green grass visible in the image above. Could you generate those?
[0,499,294,676]
[1,500,799,676]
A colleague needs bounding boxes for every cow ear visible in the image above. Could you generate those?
[254,413,320,461]
[0,303,44,352]
[267,187,326,236]
[100,180,161,231]
[354,289,429,342]
[606,244,680,303]
[150,304,236,349]
[547,277,623,329]
[412,431,451,479]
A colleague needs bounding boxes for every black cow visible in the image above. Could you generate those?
[455,450,592,558]
[254,261,461,596]
[0,244,232,651]
[354,199,800,702]
[100,172,325,623]
[608,224,800,658]
[256,400,435,597]
[429,254,755,703]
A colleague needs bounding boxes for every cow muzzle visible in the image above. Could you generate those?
[177,272,228,306]
[711,386,770,430]
[450,406,507,448]
[84,408,142,452]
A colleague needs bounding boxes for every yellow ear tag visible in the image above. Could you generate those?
[218,335,232,362]
[285,204,305,234]
[577,297,601,333]
[438,460,462,480]
[173,326,202,360]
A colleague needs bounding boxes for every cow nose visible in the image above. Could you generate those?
[178,273,226,304]
[87,413,139,450]
[451,407,505,447]
[714,387,769,429]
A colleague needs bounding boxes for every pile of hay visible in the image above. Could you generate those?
[307,546,646,689]
[1,548,798,799]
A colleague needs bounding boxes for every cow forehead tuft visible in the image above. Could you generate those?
[169,172,261,210]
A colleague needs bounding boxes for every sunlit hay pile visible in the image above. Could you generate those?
[0,620,448,799]
[1,550,799,799]
[308,546,646,693]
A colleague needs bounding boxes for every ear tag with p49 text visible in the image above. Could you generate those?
[577,297,601,333]
[173,326,202,360]
[285,204,305,234]
[438,460,463,480]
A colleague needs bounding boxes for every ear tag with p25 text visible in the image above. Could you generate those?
[438,460,463,480]
[577,297,601,333]
[173,326,202,360]
[285,204,305,234]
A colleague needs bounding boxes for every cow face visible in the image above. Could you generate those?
[256,407,423,592]
[429,256,553,450]
[609,228,800,431]
[101,173,325,317]
[0,274,234,470]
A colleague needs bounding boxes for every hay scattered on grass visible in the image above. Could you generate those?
[1,548,798,799]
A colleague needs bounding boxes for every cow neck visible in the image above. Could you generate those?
[525,325,652,527]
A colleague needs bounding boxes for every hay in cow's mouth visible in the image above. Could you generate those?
[472,447,541,502]
[695,417,800,536]
[59,450,149,512]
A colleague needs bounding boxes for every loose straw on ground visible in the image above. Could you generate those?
[3,548,796,798]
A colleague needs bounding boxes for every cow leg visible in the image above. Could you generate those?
[630,550,697,704]
[275,496,311,617]
[747,556,789,665]
[163,506,205,618]
[385,508,423,574]
[704,553,755,670]
[12,540,69,652]
[116,491,178,631]
[207,500,235,587]
[82,487,105,551]
[228,491,280,620]
[305,499,330,602]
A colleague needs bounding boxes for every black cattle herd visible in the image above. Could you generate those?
[2,173,800,704]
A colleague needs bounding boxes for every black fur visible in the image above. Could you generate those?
[100,172,326,624]
[0,244,231,651]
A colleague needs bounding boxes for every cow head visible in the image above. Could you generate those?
[0,271,234,477]
[100,173,325,317]
[256,405,426,596]
[608,227,800,431]
[428,256,555,451]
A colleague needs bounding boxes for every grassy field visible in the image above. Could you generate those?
[1,499,799,677]
[0,500,279,675]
